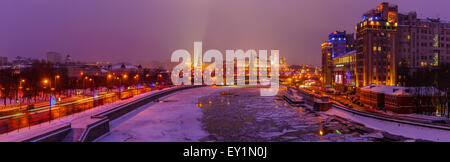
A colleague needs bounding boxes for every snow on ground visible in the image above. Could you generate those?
[324,107,450,142]
[0,87,175,142]
[96,87,231,142]
[97,87,381,142]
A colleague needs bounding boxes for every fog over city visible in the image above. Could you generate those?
[1,0,450,65]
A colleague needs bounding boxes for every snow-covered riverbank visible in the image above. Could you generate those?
[97,87,230,142]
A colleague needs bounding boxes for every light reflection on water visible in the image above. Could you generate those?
[196,88,369,142]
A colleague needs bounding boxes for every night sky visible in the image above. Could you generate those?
[1,0,450,66]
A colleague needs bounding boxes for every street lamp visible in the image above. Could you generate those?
[17,79,26,109]
[42,79,49,101]
[106,74,113,91]
[134,75,139,95]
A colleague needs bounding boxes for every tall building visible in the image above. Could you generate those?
[353,2,450,87]
[355,2,398,87]
[46,52,62,64]
[0,56,7,65]
[321,31,355,89]
[329,31,355,58]
[321,42,333,88]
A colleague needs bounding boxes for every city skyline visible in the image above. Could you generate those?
[1,0,450,66]
[0,1,450,155]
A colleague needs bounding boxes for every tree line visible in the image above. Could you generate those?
[0,61,171,107]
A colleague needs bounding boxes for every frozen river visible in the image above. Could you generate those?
[97,87,227,142]
[96,87,392,142]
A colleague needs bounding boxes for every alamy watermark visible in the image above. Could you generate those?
[171,41,279,96]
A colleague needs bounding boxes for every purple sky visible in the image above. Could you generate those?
[1,0,450,66]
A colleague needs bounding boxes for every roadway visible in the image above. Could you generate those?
[0,87,152,134]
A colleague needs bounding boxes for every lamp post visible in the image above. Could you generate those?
[89,78,94,94]
[42,79,52,122]
[55,75,60,96]
[107,74,112,92]
[84,76,89,94]
[115,77,120,98]
[134,74,139,95]
[121,74,127,98]
[18,79,25,110]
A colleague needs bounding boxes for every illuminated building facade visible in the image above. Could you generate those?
[355,2,398,87]
[329,31,355,58]
[397,13,450,68]
[332,50,357,92]
[355,2,450,87]
[322,2,450,90]
[321,42,333,88]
